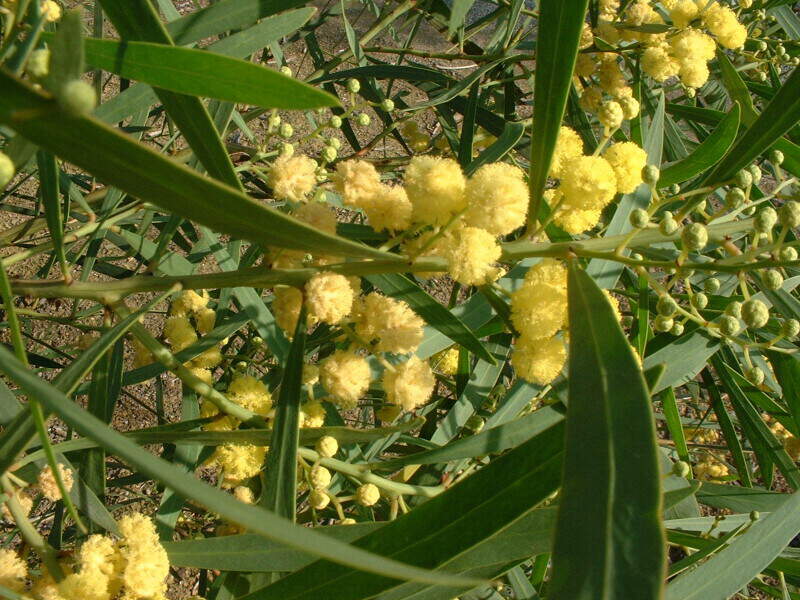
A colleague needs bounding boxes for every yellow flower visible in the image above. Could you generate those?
[190,345,223,369]
[404,156,466,226]
[273,286,305,336]
[118,513,170,599]
[195,306,216,335]
[578,85,603,113]
[512,336,567,385]
[164,315,197,353]
[670,0,699,27]
[642,44,680,81]
[579,22,594,49]
[702,2,747,49]
[320,350,371,409]
[554,204,603,234]
[433,347,460,375]
[268,154,317,202]
[523,258,567,290]
[227,374,272,415]
[37,463,74,501]
[301,400,327,428]
[362,184,413,232]
[0,549,27,593]
[332,159,382,207]
[550,126,584,178]
[444,226,502,286]
[305,271,355,325]
[559,156,618,211]
[603,142,648,194]
[211,444,268,486]
[41,0,61,22]
[599,100,624,133]
[294,201,338,235]
[355,483,381,506]
[353,292,424,354]
[511,281,568,341]
[382,356,435,411]
[598,57,629,99]
[171,289,208,316]
[574,54,596,77]
[464,162,529,236]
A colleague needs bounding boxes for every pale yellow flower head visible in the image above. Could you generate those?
[305,271,355,325]
[702,2,747,49]
[604,142,648,194]
[320,350,371,409]
[37,463,74,501]
[0,548,27,593]
[363,184,413,232]
[382,356,435,411]
[404,156,466,226]
[512,336,567,385]
[559,156,618,211]
[269,154,317,202]
[227,374,272,415]
[293,201,338,236]
[464,162,529,236]
[642,44,679,82]
[331,159,382,207]
[212,444,268,486]
[164,315,197,353]
[444,226,502,286]
[670,0,700,28]
[511,281,568,341]
[353,292,424,355]
[549,126,584,178]
[434,347,460,375]
[301,400,327,428]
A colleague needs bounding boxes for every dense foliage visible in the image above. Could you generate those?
[1,0,800,599]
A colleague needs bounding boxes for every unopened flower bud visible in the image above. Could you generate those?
[642,165,660,187]
[309,465,332,490]
[657,295,678,317]
[748,164,762,184]
[0,152,15,188]
[735,169,753,188]
[315,436,338,458]
[782,318,800,338]
[59,79,97,116]
[619,96,640,120]
[750,510,760,522]
[355,483,380,506]
[654,315,674,332]
[339,517,356,525]
[347,78,361,93]
[780,246,798,262]
[704,278,721,293]
[465,414,485,433]
[672,460,691,478]
[763,269,783,291]
[268,113,281,128]
[599,100,624,132]
[660,216,679,236]
[322,145,337,163]
[280,142,294,157]
[279,123,294,139]
[27,48,50,78]
[754,207,778,233]
[742,298,769,329]
[327,137,342,150]
[718,315,740,336]
[681,222,708,251]
[725,187,745,210]
[630,208,649,228]
[309,489,330,510]
[779,201,800,228]
[356,113,371,127]
[235,361,248,371]
[328,115,342,129]
[725,300,742,319]
[691,293,708,310]
[671,322,685,336]
[381,98,395,112]
[280,65,293,77]
[745,366,765,386]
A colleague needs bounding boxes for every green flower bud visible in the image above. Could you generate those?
[280,142,294,157]
[381,98,395,112]
[670,322,685,336]
[745,366,765,386]
[26,48,50,78]
[321,145,337,163]
[756,71,768,82]
[654,315,674,332]
[327,137,341,150]
[750,510,761,522]
[681,222,708,251]
[672,460,691,478]
[735,169,753,188]
[641,165,660,186]
[356,113,371,127]
[315,435,338,458]
[0,152,15,188]
[279,123,294,139]
[346,78,361,93]
[685,87,696,99]
[770,149,784,166]
[718,315,740,336]
[465,414,485,433]
[781,318,800,338]
[754,207,778,233]
[280,65,293,77]
[704,278,721,293]
[757,40,768,51]
[631,253,644,261]
[630,208,649,229]
[657,295,678,317]
[691,293,709,310]
[669,183,681,195]
[235,361,248,371]
[309,489,330,510]
[725,187,745,209]
[763,269,784,291]
[268,113,281,128]
[777,44,786,55]
[58,79,97,116]
[779,246,798,262]
[328,115,342,129]
[741,298,769,329]
[659,216,679,236]
[748,164,762,184]
[252,336,264,346]
[725,300,742,319]
[779,201,800,228]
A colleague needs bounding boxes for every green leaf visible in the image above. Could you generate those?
[466,121,525,175]
[527,0,590,222]
[0,344,483,588]
[35,151,68,280]
[658,103,740,188]
[0,73,396,260]
[549,265,664,600]
[666,488,800,600]
[45,9,84,94]
[237,420,565,600]
[79,37,338,110]
[704,65,800,185]
[366,274,494,364]
[643,326,720,394]
[261,306,307,519]
[448,0,476,35]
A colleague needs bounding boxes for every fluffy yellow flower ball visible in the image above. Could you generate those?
[227,374,272,415]
[578,85,603,113]
[604,142,648,194]
[559,156,618,211]
[301,400,327,427]
[512,336,567,385]
[575,54,596,77]
[382,356,435,411]
[599,100,624,134]
[554,205,603,234]
[598,58,629,99]
[294,201,338,235]
[511,281,568,341]
[212,444,268,486]
[195,306,217,335]
[702,2,747,49]
[355,483,381,507]
[523,258,567,290]
[642,44,679,82]
[171,289,208,316]
[118,512,170,599]
[191,345,223,369]
[273,286,305,336]
[434,346,460,375]
[464,162,529,236]
[305,271,355,325]
[549,126,584,178]
[444,226,502,286]
[268,154,317,202]
[41,0,61,22]
[37,463,73,501]
[0,549,27,593]
[404,155,466,226]
[363,184,413,232]
[164,315,197,353]
[670,27,716,61]
[354,292,424,354]
[670,0,699,27]
[331,159,382,207]
[320,350,371,408]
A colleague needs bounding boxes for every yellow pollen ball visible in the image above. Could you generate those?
[0,549,27,593]
[444,226,502,286]
[212,444,268,487]
[332,159,382,207]
[559,156,618,211]
[301,400,327,428]
[305,271,355,325]
[320,350,371,409]
[382,356,435,411]
[702,3,747,49]
[464,162,529,236]
[603,142,648,194]
[362,184,413,232]
[670,0,699,27]
[404,156,466,226]
[227,374,272,415]
[511,282,568,341]
[355,483,380,506]
[353,292,424,355]
[549,126,584,178]
[164,315,197,353]
[523,258,567,290]
[512,336,567,385]
[37,463,74,501]
[268,154,317,202]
